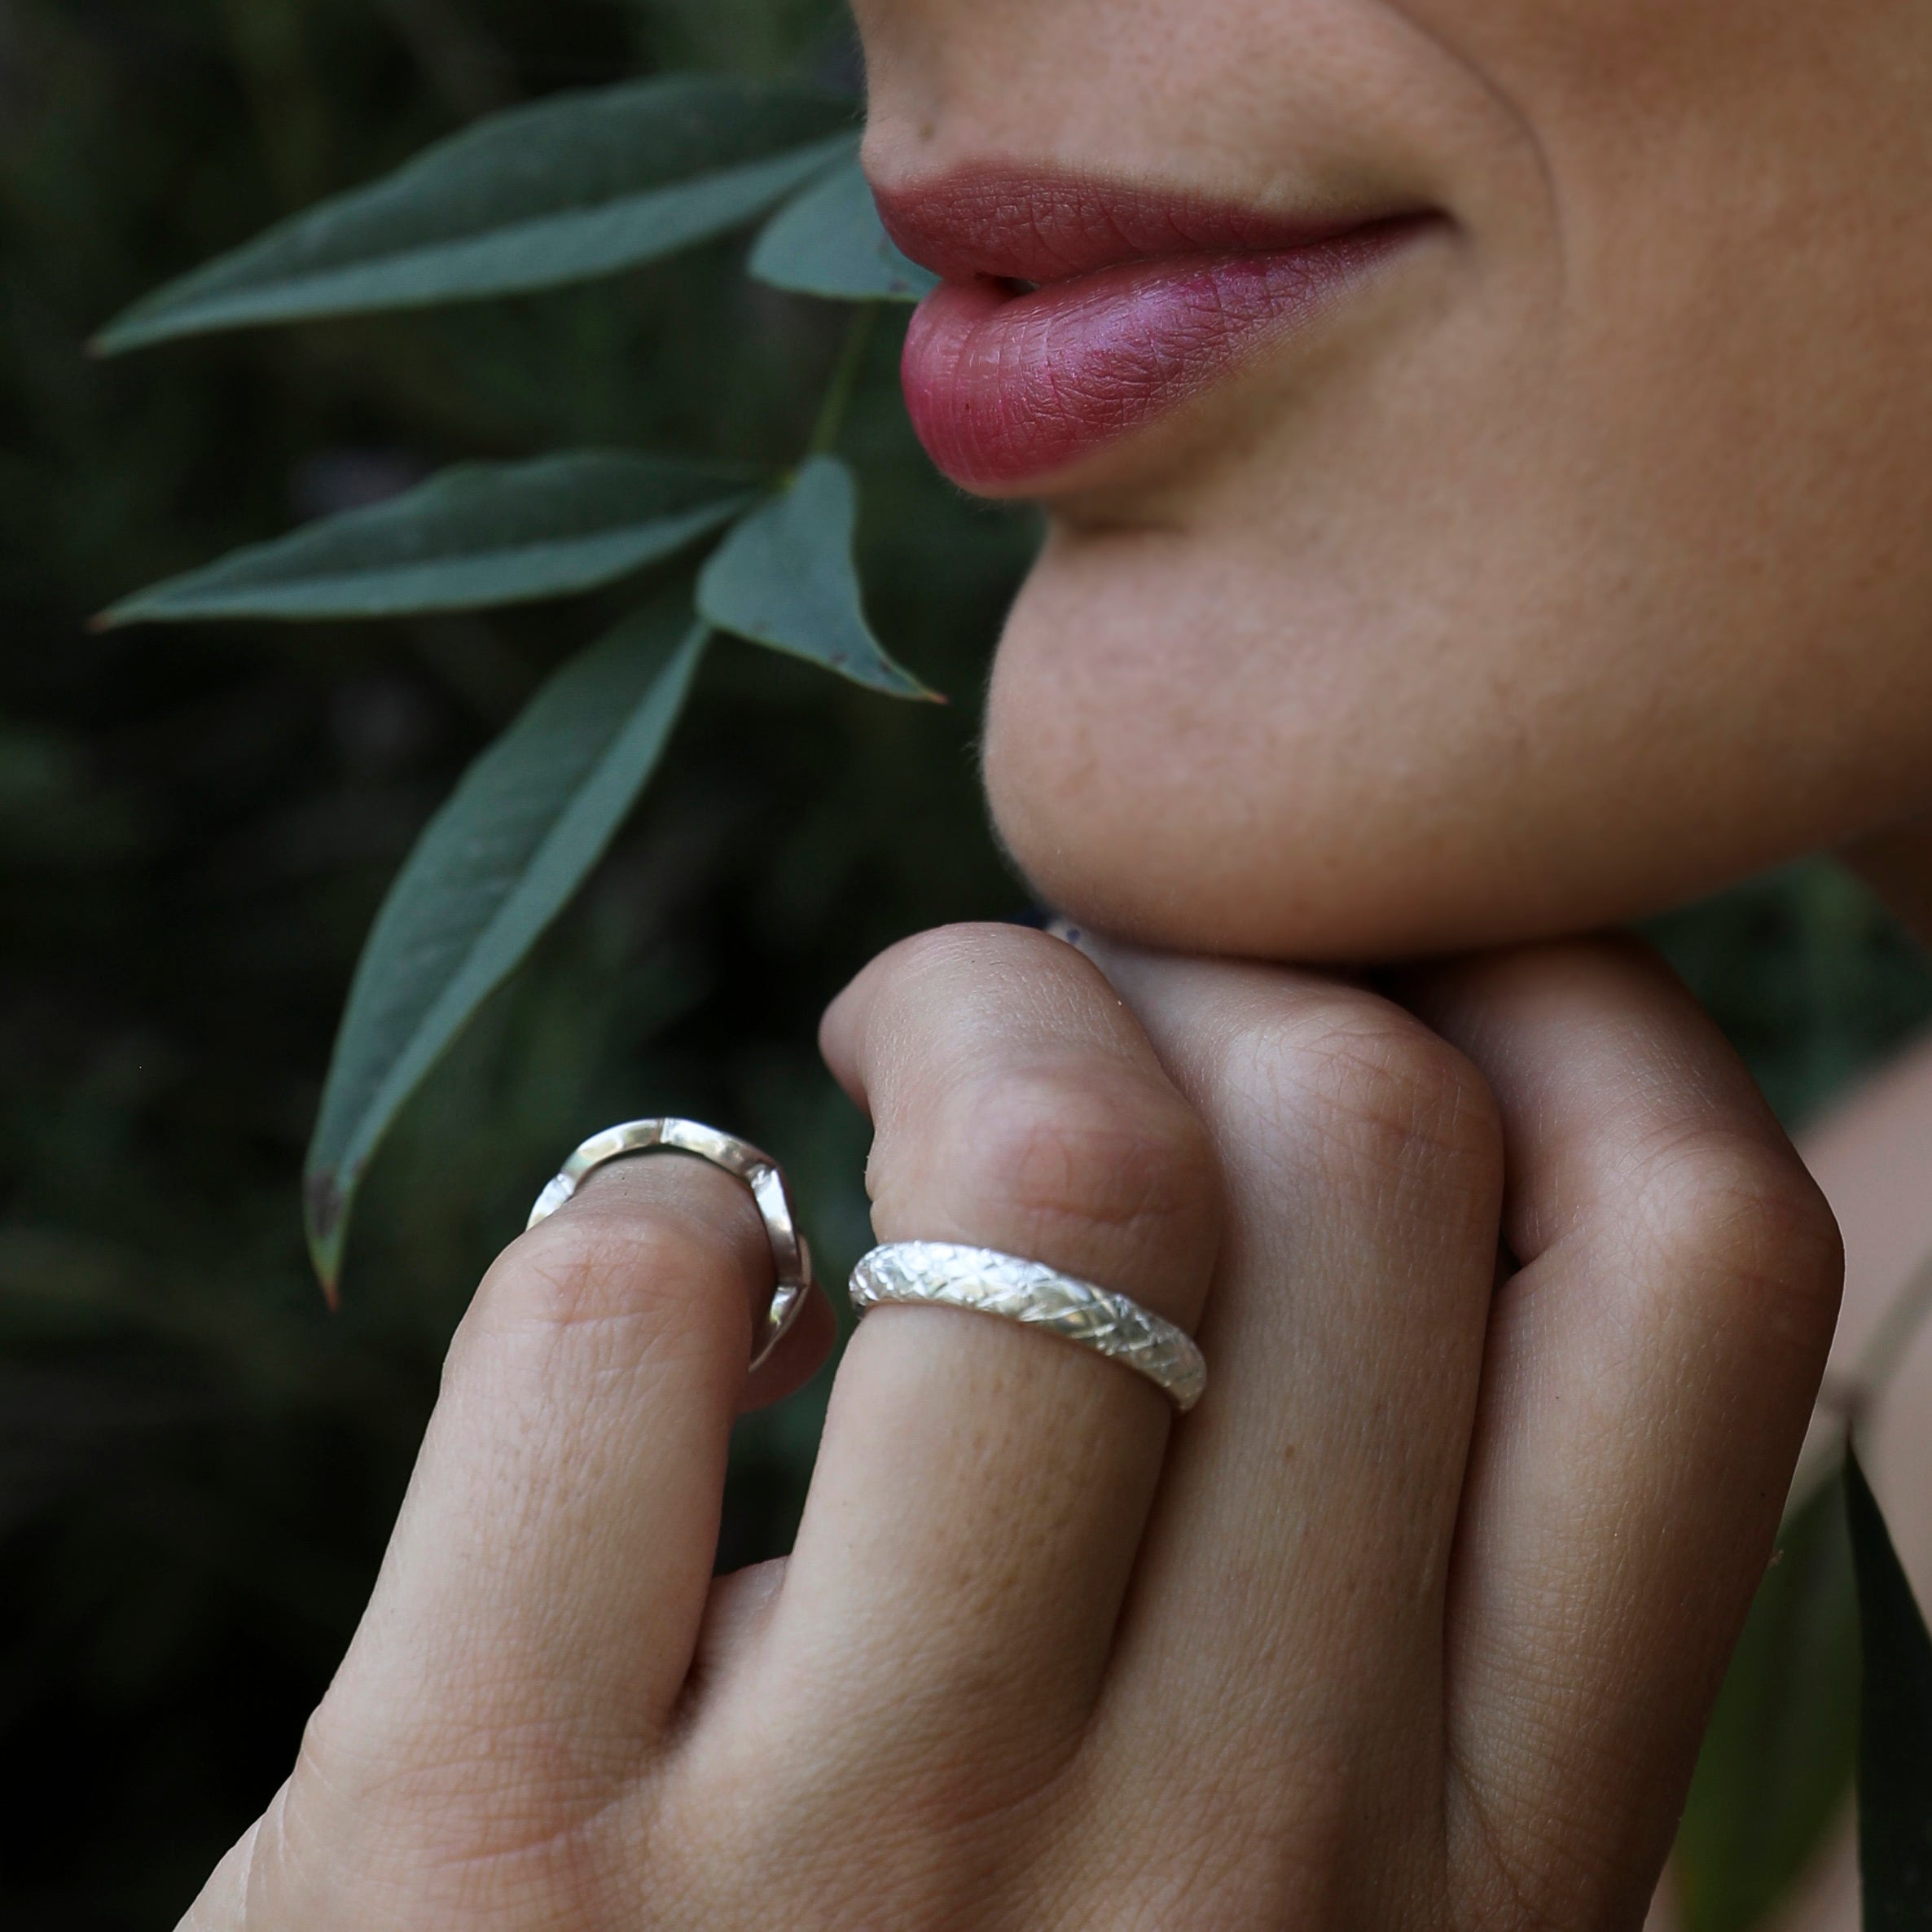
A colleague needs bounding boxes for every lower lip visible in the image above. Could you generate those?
[900,226,1415,490]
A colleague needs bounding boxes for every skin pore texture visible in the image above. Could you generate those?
[176,6,1932,1929]
[855,7,1932,1919]
[854,0,1932,960]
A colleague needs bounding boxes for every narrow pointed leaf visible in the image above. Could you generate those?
[95,77,856,353]
[1674,1471,1859,1932]
[1846,1445,1932,1929]
[696,455,937,700]
[749,154,938,302]
[304,602,707,1293]
[99,454,753,626]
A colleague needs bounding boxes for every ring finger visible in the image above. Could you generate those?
[1069,943,1508,1917]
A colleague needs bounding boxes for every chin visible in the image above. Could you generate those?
[982,709,1503,967]
[981,541,1488,962]
[979,525,1932,967]
[984,696,1649,966]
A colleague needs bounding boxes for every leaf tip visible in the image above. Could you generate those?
[305,1166,351,1309]
[87,314,147,359]
[872,664,943,704]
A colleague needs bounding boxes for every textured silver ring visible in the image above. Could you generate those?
[527,1118,813,1372]
[850,1240,1206,1412]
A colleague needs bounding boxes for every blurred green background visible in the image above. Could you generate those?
[2,3,1928,1925]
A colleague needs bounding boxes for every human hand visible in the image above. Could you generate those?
[182,925,1841,1930]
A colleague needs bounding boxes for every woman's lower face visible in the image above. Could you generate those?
[854,0,1932,959]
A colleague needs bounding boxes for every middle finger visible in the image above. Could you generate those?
[711,924,1221,1806]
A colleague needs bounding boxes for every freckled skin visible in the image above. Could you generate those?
[178,14,1920,1928]
[854,0,1932,959]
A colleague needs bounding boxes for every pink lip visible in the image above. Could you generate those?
[876,173,1426,490]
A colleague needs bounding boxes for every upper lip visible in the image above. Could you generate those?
[869,165,1415,288]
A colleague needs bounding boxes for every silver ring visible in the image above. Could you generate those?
[850,1240,1206,1412]
[528,1118,813,1372]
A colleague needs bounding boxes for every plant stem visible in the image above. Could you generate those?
[807,304,880,459]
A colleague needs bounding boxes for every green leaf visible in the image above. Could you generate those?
[303,600,707,1294]
[749,153,938,302]
[696,455,938,700]
[94,77,856,353]
[1675,1471,1860,1932]
[97,454,754,626]
[1846,1443,1932,1930]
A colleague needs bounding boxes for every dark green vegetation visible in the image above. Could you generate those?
[2,3,1930,1925]
[1846,1448,1932,1930]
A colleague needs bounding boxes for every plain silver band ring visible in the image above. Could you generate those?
[850,1240,1207,1412]
[527,1118,814,1372]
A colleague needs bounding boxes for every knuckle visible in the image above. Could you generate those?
[858,923,1136,1084]
[1633,1126,1845,1331]
[952,1064,1218,1244]
[1222,991,1504,1197]
[463,1205,731,1363]
[870,920,1061,1008]
[873,1055,1219,1271]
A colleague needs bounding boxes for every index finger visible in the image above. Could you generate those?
[298,1150,833,1827]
